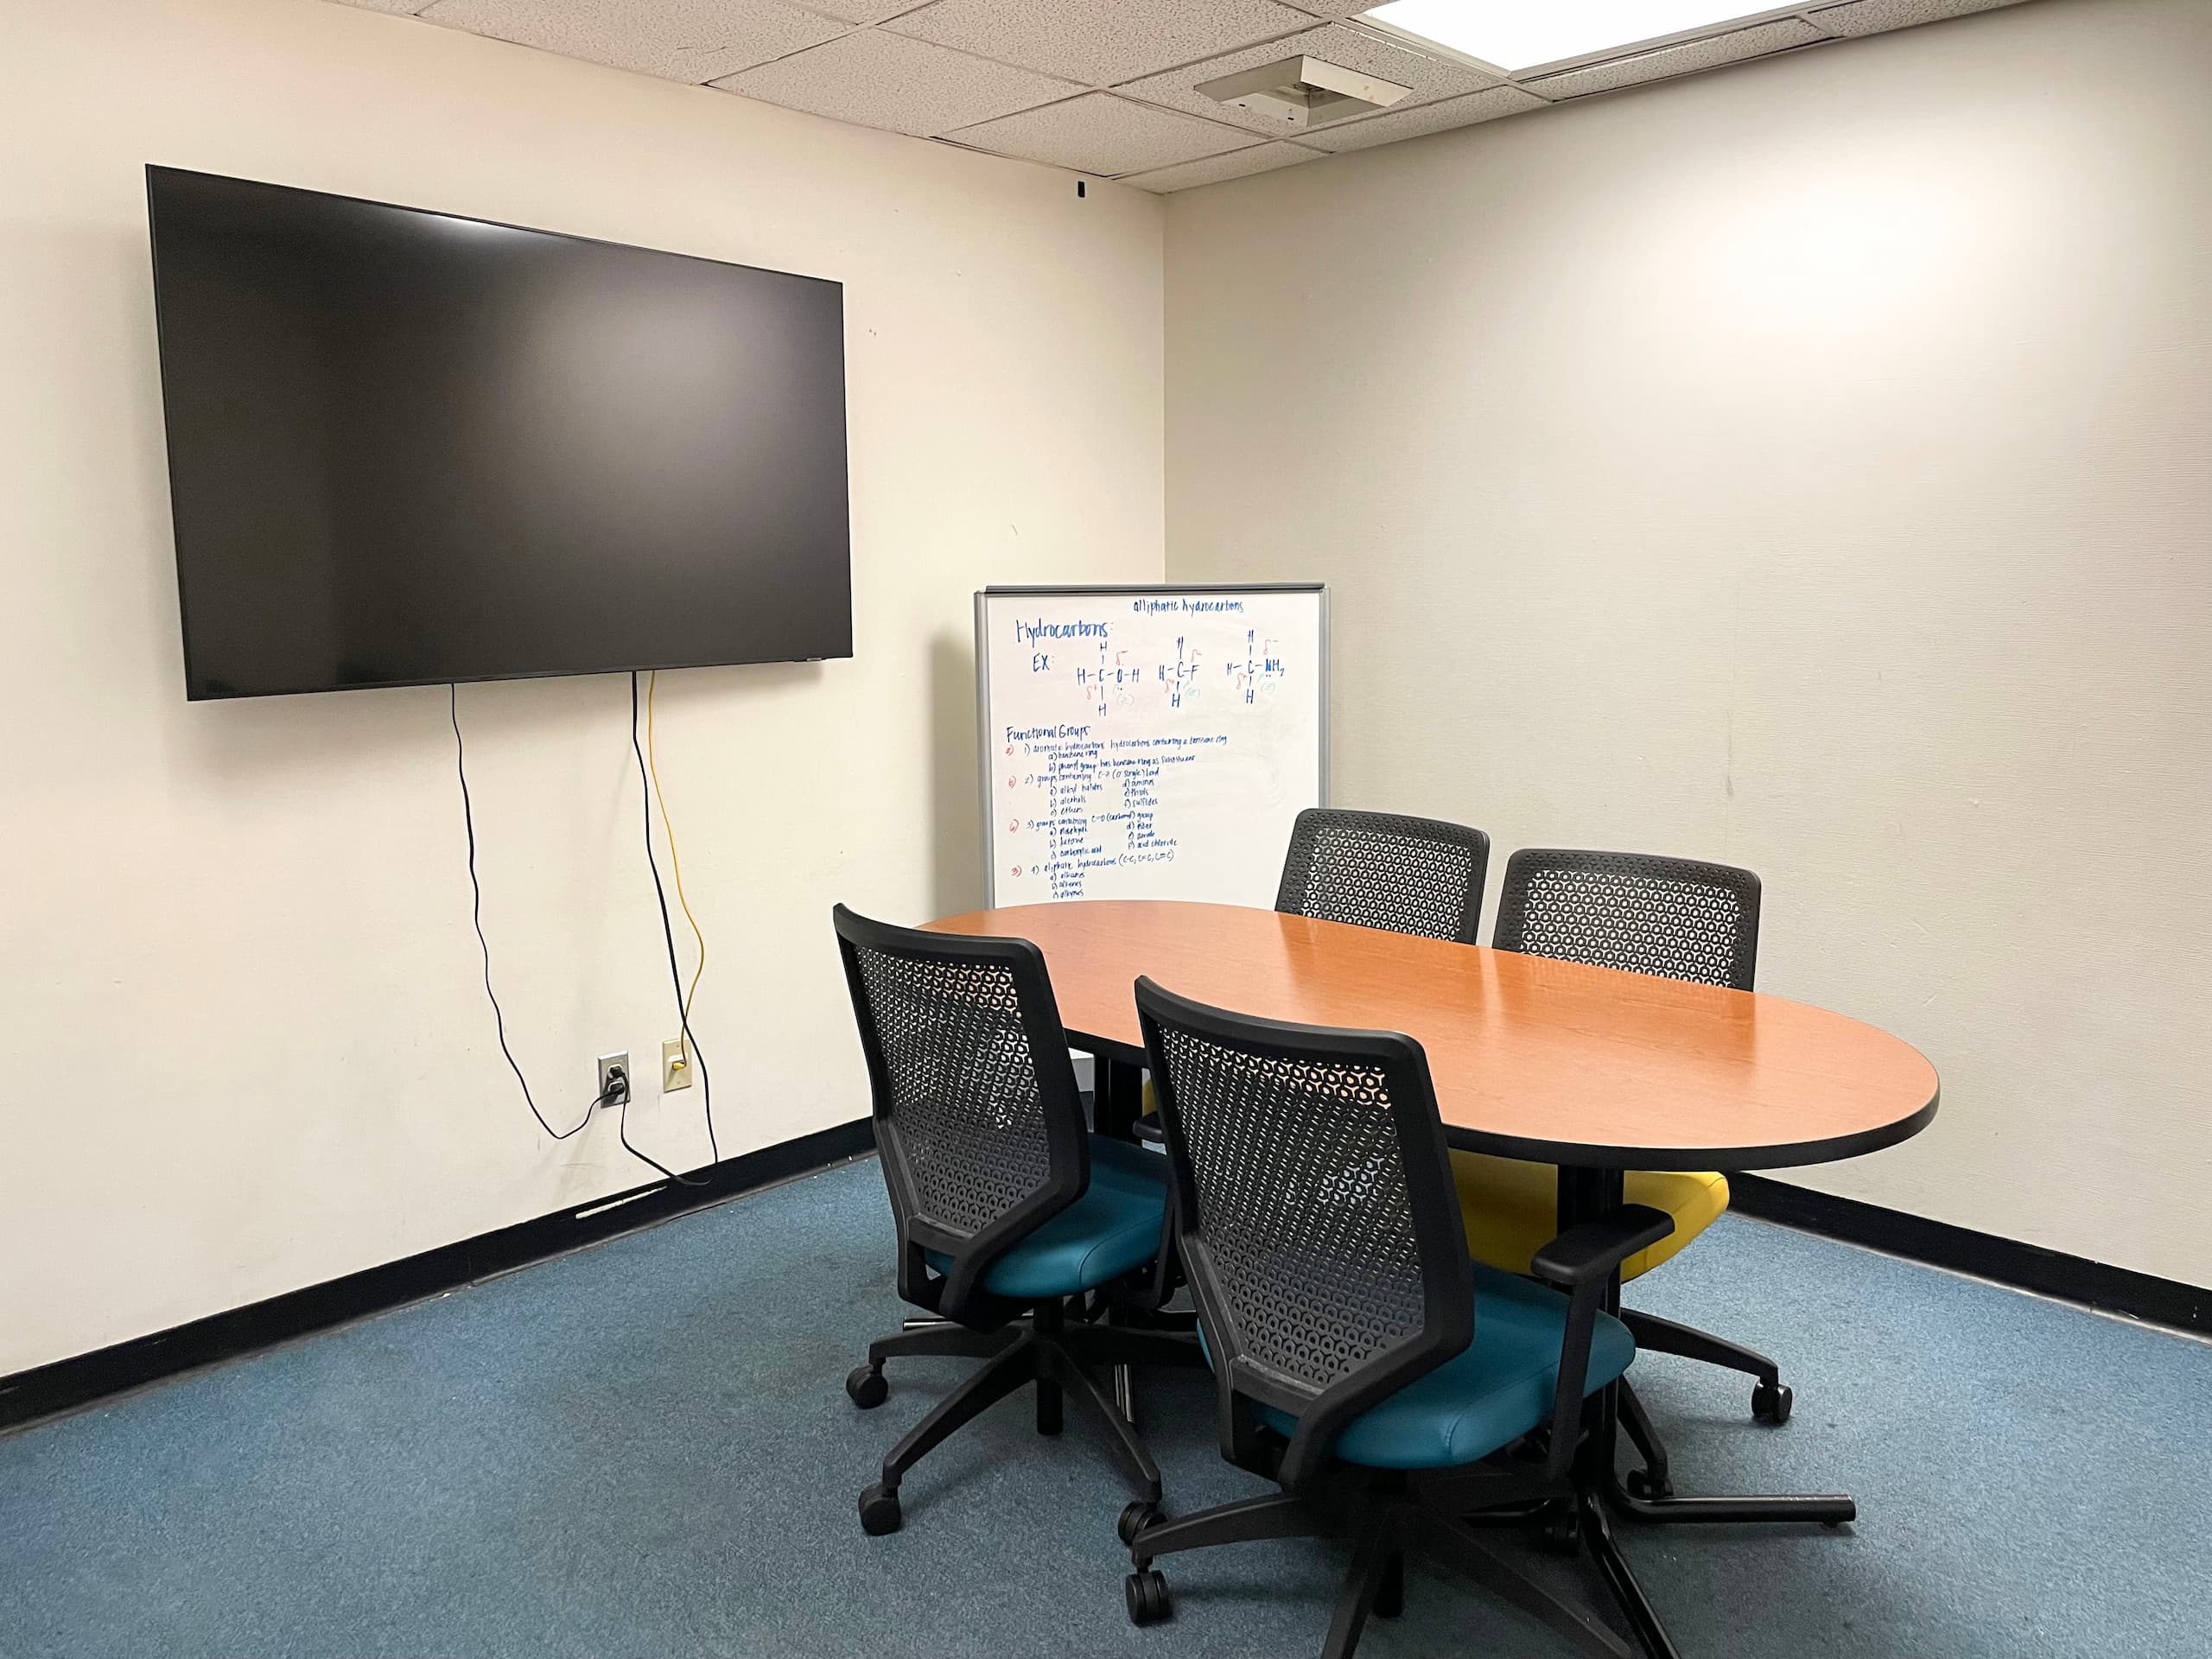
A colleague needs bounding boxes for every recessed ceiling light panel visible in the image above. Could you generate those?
[1363,0,1797,74]
[1197,56,1413,130]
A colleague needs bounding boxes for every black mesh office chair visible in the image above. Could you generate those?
[1493,849,1760,990]
[1131,808,1490,1151]
[1274,807,1491,944]
[1125,976,1671,1659]
[1452,849,1783,1503]
[833,906,1198,1537]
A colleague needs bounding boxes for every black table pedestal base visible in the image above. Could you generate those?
[1610,1480,1855,1528]
[1557,1166,1859,1657]
[1609,1379,1857,1527]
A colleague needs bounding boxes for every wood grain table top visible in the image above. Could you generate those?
[924,900,1938,1172]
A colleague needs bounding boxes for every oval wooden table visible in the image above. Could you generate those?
[926,899,1940,1659]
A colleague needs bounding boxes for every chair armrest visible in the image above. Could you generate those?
[1528,1203,1673,1485]
[1529,1205,1674,1288]
[1130,1112,1166,1144]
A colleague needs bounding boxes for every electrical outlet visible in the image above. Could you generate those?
[662,1039,692,1093]
[598,1052,630,1103]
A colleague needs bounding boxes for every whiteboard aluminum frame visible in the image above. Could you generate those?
[974,583,1331,908]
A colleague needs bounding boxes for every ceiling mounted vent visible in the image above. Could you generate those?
[1195,56,1414,131]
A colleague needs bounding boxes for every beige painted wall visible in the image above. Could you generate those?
[1165,0,2212,1285]
[0,0,1163,1374]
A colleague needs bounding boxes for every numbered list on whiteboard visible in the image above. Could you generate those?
[982,590,1324,908]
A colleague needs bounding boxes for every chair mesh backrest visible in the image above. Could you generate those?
[1495,849,1761,991]
[849,944,1052,1237]
[1152,1022,1427,1392]
[1275,808,1491,944]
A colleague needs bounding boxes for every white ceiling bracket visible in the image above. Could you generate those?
[1195,55,1413,131]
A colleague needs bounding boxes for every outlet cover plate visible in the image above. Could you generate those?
[662,1039,693,1092]
[598,1052,630,1102]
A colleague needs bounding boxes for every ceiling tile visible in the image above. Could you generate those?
[1121,140,1323,193]
[886,0,1316,86]
[418,0,848,83]
[328,0,435,12]
[946,92,1255,176]
[713,30,1080,137]
[1808,0,2024,38]
[1298,82,1542,151]
[1523,17,1824,101]
[1117,22,1491,139]
[791,0,924,20]
[1276,0,1385,13]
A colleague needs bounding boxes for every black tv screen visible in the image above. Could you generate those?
[147,167,852,699]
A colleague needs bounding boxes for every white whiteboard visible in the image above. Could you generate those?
[977,585,1327,907]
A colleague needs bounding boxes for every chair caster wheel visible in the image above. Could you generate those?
[1624,1467,1673,1501]
[846,1364,888,1408]
[1751,1380,1794,1425]
[1125,1567,1171,1625]
[1118,1500,1164,1547]
[1541,1507,1580,1556]
[858,1482,901,1535]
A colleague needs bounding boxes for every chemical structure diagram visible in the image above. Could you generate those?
[1033,629,1287,716]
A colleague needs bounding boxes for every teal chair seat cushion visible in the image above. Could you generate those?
[1251,1263,1635,1470]
[924,1135,1168,1300]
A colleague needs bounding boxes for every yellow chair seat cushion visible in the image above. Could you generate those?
[1449,1150,1727,1283]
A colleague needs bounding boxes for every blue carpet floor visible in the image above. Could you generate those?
[2,1157,2207,1658]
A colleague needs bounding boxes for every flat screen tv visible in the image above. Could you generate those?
[146,166,852,699]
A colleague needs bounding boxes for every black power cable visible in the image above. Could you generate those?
[451,680,703,1188]
[450,682,594,1141]
[615,1079,688,1185]
[628,670,718,1184]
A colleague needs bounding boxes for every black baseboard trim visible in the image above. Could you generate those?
[1729,1173,2210,1337]
[0,1117,877,1436]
